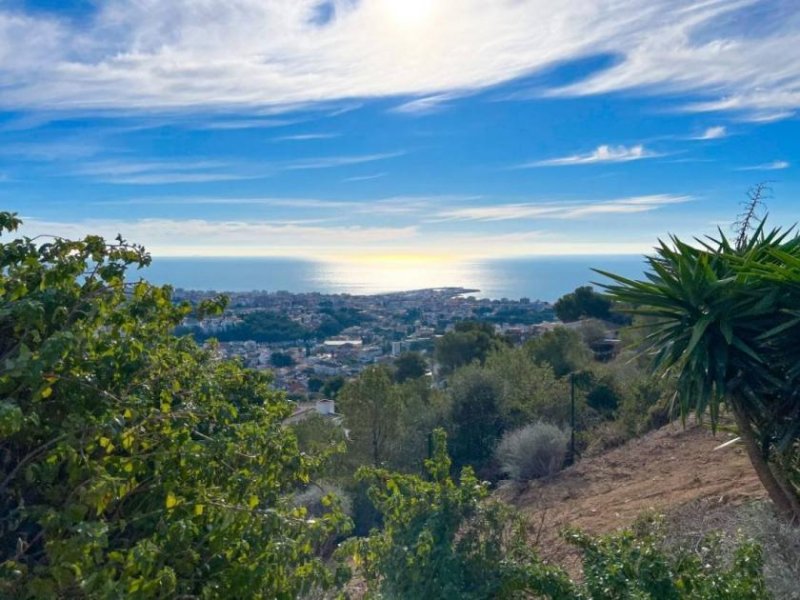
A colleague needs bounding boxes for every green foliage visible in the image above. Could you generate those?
[0,214,349,598]
[307,376,324,393]
[526,327,592,377]
[554,286,613,323]
[435,320,506,375]
[347,430,767,599]
[447,365,505,471]
[321,375,346,399]
[337,366,402,466]
[391,379,450,473]
[316,305,370,338]
[599,220,800,519]
[270,351,295,368]
[495,422,569,481]
[585,373,623,415]
[484,346,570,428]
[182,304,369,344]
[482,305,555,325]
[292,413,347,459]
[196,310,309,343]
[343,429,578,600]
[393,351,428,383]
[566,517,770,600]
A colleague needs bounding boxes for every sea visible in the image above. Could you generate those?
[139,255,648,303]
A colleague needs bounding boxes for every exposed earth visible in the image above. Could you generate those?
[501,420,766,571]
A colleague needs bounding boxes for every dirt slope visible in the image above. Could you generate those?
[501,421,766,569]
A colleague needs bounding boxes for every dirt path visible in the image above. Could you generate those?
[500,421,766,569]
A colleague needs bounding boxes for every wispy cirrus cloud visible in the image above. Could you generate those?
[74,159,258,185]
[198,118,299,130]
[274,133,339,142]
[342,172,388,183]
[392,94,458,115]
[92,193,464,216]
[435,194,691,221]
[72,152,403,184]
[693,126,727,140]
[517,144,658,168]
[280,151,404,171]
[1,1,798,121]
[737,160,790,171]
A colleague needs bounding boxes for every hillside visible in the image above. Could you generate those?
[502,421,766,570]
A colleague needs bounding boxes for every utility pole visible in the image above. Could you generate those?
[569,372,576,465]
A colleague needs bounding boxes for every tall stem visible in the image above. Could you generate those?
[730,398,800,523]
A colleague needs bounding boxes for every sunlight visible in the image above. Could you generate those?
[313,257,491,295]
[380,0,434,28]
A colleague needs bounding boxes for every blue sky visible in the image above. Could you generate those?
[2,0,799,259]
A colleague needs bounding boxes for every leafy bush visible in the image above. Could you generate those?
[495,422,570,481]
[343,429,577,600]
[665,500,799,600]
[566,516,770,600]
[0,214,349,598]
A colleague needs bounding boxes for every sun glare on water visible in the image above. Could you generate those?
[314,255,492,295]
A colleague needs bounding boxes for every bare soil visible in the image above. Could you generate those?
[500,420,766,571]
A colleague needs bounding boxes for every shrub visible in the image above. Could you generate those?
[495,422,569,481]
[0,215,350,598]
[566,515,770,600]
[644,398,672,431]
[583,420,629,455]
[665,500,799,600]
[343,429,577,600]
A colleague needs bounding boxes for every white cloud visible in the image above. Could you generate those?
[16,216,656,258]
[74,159,258,185]
[18,217,420,257]
[342,172,388,182]
[519,145,658,167]
[199,118,300,130]
[91,193,465,216]
[70,152,401,184]
[435,194,691,221]
[1,1,798,120]
[737,160,790,171]
[694,126,726,140]
[280,152,404,171]
[274,133,339,141]
[392,94,457,115]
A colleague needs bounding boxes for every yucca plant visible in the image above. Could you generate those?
[596,219,800,522]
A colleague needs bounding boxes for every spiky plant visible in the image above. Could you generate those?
[597,220,800,522]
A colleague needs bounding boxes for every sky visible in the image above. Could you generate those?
[2,0,799,261]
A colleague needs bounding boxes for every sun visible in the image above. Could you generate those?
[381,0,434,27]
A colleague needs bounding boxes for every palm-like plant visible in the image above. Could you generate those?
[597,221,800,522]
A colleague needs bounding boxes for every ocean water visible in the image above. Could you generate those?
[139,255,648,302]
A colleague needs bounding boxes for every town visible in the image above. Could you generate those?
[173,287,556,400]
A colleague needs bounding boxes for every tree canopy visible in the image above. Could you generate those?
[526,326,591,378]
[0,212,348,598]
[434,320,506,375]
[393,352,428,383]
[554,286,612,322]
